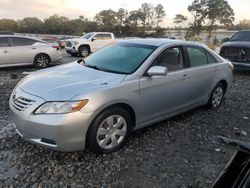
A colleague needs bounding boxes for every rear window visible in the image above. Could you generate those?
[187,47,208,67]
[94,34,112,40]
[0,37,9,47]
[207,52,218,64]
[11,37,37,46]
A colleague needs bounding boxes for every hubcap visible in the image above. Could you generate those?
[212,87,223,108]
[96,115,127,149]
[80,49,89,57]
[37,56,48,67]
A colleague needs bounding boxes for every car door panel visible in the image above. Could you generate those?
[184,46,218,105]
[139,70,189,124]
[10,37,37,64]
[91,34,113,52]
[138,46,189,124]
[0,47,11,66]
[0,37,11,66]
[183,65,216,105]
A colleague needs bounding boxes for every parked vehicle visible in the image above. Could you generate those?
[0,31,14,35]
[212,136,250,188]
[219,30,250,70]
[0,35,62,68]
[57,36,75,49]
[9,39,233,153]
[65,32,115,57]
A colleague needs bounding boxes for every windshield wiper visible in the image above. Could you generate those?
[84,63,102,71]
[80,60,126,74]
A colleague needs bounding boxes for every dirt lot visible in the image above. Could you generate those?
[0,52,250,187]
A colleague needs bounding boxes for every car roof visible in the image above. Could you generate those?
[0,35,46,42]
[119,38,205,48]
[0,35,35,38]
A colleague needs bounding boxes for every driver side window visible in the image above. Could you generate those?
[152,47,184,72]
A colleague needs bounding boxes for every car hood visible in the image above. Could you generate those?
[222,41,250,48]
[18,62,126,101]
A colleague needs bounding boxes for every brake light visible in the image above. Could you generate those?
[228,62,234,71]
[52,45,60,50]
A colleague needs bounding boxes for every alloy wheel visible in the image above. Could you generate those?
[36,56,49,68]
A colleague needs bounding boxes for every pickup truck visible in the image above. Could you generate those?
[65,32,115,57]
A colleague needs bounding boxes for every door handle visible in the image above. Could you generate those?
[182,74,190,80]
[214,67,220,71]
[31,47,36,50]
[3,50,8,53]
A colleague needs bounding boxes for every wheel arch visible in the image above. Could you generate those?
[78,44,91,53]
[85,102,136,145]
[33,53,51,63]
[218,80,228,93]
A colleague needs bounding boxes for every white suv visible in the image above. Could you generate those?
[65,32,115,57]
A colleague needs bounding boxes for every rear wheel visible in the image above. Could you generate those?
[34,54,50,69]
[88,107,132,154]
[207,83,225,109]
[79,46,90,57]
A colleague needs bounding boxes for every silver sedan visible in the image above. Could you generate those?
[9,39,234,153]
[0,35,62,68]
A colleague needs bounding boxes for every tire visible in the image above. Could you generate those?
[207,83,225,109]
[79,46,90,57]
[87,107,132,154]
[69,52,77,57]
[34,54,50,69]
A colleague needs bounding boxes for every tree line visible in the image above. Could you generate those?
[0,0,249,39]
[0,3,166,37]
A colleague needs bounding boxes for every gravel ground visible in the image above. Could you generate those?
[0,52,250,187]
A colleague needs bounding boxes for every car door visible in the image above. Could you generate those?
[10,37,37,65]
[139,46,190,124]
[183,46,218,106]
[0,37,11,66]
[91,34,113,52]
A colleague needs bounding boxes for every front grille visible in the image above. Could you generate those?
[220,47,250,63]
[65,41,72,47]
[12,96,35,112]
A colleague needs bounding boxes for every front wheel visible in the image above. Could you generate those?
[207,83,225,109]
[87,107,132,154]
[79,46,90,57]
[34,54,50,69]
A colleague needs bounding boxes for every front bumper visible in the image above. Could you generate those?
[232,62,250,70]
[65,47,78,55]
[9,88,93,152]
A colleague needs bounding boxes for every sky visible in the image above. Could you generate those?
[0,0,250,26]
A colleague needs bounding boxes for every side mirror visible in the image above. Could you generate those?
[91,37,96,42]
[147,66,167,76]
[222,37,230,43]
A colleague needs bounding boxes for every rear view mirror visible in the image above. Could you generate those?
[91,37,96,42]
[222,37,230,43]
[147,66,167,76]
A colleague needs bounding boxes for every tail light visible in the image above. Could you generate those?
[52,45,60,50]
[228,62,234,71]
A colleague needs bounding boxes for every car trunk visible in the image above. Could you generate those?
[220,46,250,64]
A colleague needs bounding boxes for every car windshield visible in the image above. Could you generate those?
[81,33,94,39]
[230,31,250,42]
[83,42,156,74]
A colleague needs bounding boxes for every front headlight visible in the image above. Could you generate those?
[34,100,89,114]
[72,41,79,45]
